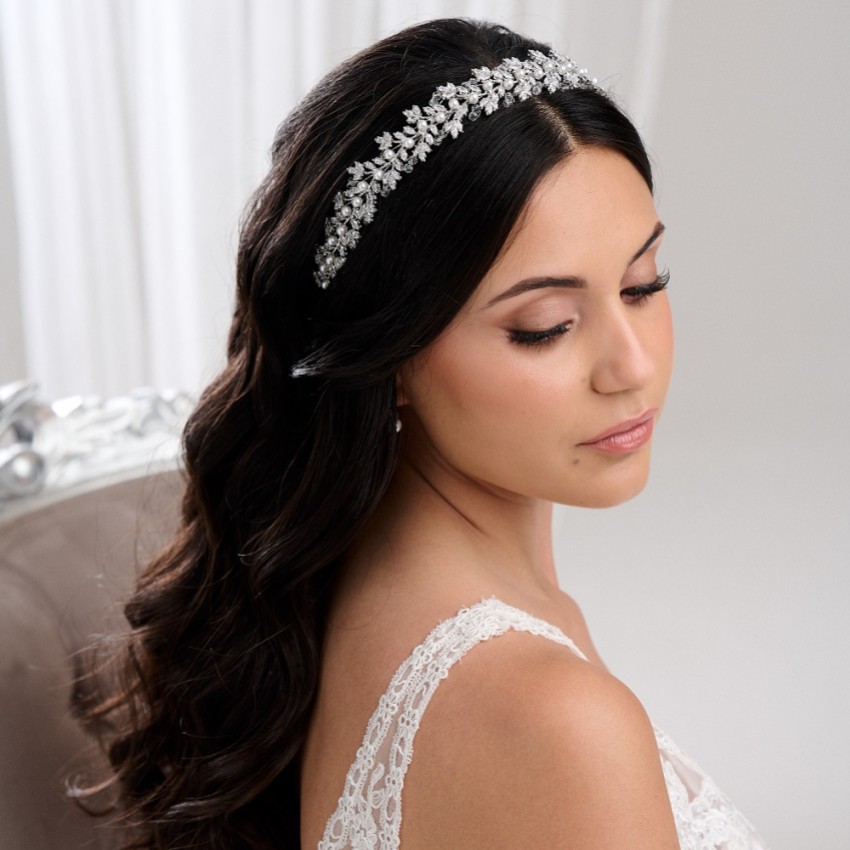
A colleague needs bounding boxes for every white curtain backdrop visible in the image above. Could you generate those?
[0,0,669,398]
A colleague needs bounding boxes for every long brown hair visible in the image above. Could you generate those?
[73,17,652,849]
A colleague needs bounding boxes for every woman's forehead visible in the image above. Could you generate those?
[468,148,660,307]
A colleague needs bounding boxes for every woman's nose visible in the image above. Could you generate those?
[588,309,656,395]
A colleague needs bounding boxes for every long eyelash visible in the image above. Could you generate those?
[508,322,571,349]
[509,269,670,349]
[623,269,671,306]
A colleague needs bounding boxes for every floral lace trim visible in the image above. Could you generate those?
[654,726,769,850]
[317,598,586,849]
[318,597,770,850]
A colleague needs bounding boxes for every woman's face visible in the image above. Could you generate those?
[398,146,674,509]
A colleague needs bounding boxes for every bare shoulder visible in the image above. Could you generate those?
[401,631,680,850]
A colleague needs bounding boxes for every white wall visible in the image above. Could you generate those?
[555,3,850,848]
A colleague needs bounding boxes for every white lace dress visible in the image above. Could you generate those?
[317,598,769,850]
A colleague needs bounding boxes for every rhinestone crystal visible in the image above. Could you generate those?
[312,48,599,288]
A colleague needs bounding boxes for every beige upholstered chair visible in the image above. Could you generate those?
[0,381,190,849]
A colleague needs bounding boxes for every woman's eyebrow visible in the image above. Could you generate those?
[485,220,666,308]
[629,221,666,265]
[485,274,586,308]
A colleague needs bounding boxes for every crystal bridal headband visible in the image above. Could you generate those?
[312,49,599,289]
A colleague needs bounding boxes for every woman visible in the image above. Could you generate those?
[78,17,769,850]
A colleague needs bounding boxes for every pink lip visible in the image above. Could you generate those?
[579,410,657,454]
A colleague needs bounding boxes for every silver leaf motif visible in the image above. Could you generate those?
[312,49,598,289]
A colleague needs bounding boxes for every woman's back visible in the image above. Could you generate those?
[299,488,611,848]
[299,589,618,849]
[301,597,768,850]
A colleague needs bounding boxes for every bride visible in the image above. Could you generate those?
[77,17,769,850]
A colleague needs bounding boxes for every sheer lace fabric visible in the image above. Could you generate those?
[318,598,769,850]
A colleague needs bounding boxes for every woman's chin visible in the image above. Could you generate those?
[556,461,652,509]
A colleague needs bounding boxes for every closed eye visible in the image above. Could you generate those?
[622,270,670,306]
[508,321,572,349]
[508,270,669,349]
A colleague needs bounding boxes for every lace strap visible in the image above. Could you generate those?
[319,597,587,849]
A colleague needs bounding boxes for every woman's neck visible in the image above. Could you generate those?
[344,451,560,603]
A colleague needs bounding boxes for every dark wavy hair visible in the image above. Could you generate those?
[74,17,652,850]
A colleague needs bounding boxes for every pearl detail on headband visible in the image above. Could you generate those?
[312,49,598,289]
